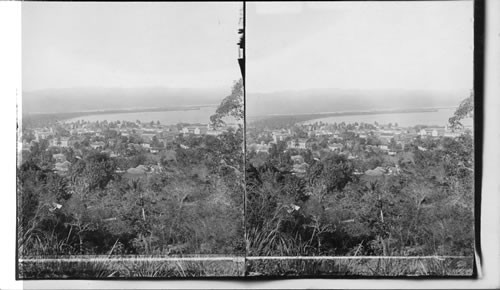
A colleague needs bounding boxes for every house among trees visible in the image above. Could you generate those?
[444,131,461,138]
[181,125,208,136]
[141,131,157,142]
[291,155,304,164]
[328,143,343,152]
[52,153,66,163]
[291,155,308,177]
[34,129,53,142]
[50,137,70,148]
[378,144,389,151]
[54,160,71,175]
[90,141,105,149]
[364,166,386,177]
[292,162,309,178]
[271,131,288,144]
[419,127,446,138]
[378,132,394,143]
[120,129,130,137]
[287,138,308,150]
[150,147,162,154]
[314,129,333,137]
[126,164,148,175]
[253,142,271,154]
[21,142,32,153]
[443,125,462,138]
[206,127,224,136]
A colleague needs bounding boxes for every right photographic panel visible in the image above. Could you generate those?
[245,1,475,277]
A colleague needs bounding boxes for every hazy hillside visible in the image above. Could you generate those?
[247,88,470,117]
[22,87,230,114]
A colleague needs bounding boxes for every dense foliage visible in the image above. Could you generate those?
[18,81,245,257]
[245,99,474,257]
[18,88,474,266]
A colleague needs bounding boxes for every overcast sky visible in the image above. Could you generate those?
[247,1,473,93]
[23,2,241,92]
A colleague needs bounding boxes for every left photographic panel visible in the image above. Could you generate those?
[18,2,245,279]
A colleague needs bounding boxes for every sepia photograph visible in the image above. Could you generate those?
[18,2,245,278]
[245,1,475,277]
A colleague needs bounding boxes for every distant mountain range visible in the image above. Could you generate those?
[22,87,230,114]
[247,88,471,117]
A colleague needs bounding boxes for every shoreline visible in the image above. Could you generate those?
[24,105,216,117]
[248,107,461,130]
[250,107,441,122]
[21,105,217,126]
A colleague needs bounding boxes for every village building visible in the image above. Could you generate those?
[271,131,288,144]
[290,155,308,177]
[417,146,428,151]
[150,147,162,154]
[126,165,148,175]
[328,143,343,152]
[287,138,308,150]
[292,163,309,178]
[141,132,157,142]
[34,130,53,142]
[315,129,333,137]
[50,137,70,148]
[182,125,208,135]
[52,153,66,163]
[255,142,271,154]
[21,142,32,153]
[54,160,71,175]
[378,132,394,143]
[90,141,105,149]
[291,155,304,164]
[364,166,386,177]
[378,145,389,151]
[443,131,461,138]
[419,127,445,137]
[206,128,224,136]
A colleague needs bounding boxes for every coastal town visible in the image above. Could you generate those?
[19,114,472,180]
[19,119,240,175]
[246,119,472,178]
[18,78,247,277]
[15,0,477,278]
[243,101,474,267]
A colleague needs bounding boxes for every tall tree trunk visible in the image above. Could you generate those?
[79,233,83,254]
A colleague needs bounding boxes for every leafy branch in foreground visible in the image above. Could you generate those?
[448,92,473,130]
[210,78,243,127]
